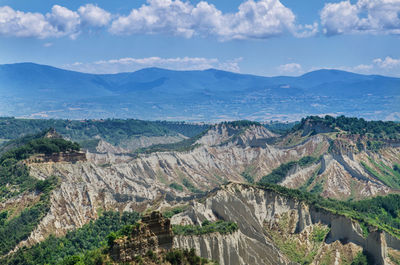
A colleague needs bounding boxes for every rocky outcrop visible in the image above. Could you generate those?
[44,128,62,139]
[173,230,293,265]
[110,212,173,263]
[171,183,400,265]
[300,119,335,136]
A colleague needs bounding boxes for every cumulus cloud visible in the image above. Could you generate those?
[0,6,56,38]
[321,0,400,35]
[78,4,111,27]
[62,56,242,74]
[0,0,317,40]
[110,0,317,40]
[0,4,110,38]
[373,56,400,69]
[277,63,303,74]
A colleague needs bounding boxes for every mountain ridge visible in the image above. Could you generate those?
[1,63,399,121]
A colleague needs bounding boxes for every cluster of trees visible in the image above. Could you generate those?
[164,249,215,265]
[1,137,80,163]
[221,120,261,128]
[2,211,140,265]
[153,121,210,138]
[162,206,187,219]
[58,248,214,265]
[264,121,298,134]
[259,156,319,185]
[294,115,400,139]
[0,118,210,146]
[0,194,51,255]
[0,175,57,255]
[0,134,80,200]
[172,220,238,236]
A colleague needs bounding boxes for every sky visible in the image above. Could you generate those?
[0,0,399,77]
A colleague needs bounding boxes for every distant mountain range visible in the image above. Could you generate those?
[0,63,399,121]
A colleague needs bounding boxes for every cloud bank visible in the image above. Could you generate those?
[63,56,242,74]
[109,0,317,40]
[0,0,316,40]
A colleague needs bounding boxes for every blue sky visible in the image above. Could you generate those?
[0,0,399,76]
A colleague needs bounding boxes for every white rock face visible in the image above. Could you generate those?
[172,183,398,265]
[173,230,292,265]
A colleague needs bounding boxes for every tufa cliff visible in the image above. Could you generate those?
[172,183,400,265]
[110,212,173,263]
[17,122,400,251]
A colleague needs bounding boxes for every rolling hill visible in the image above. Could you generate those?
[0,63,399,121]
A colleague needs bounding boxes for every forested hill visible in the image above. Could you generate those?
[0,118,209,145]
[293,115,400,140]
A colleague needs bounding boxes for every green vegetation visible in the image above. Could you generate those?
[360,158,400,189]
[0,117,209,147]
[1,211,140,265]
[57,248,106,265]
[42,215,215,265]
[165,248,215,265]
[300,166,321,193]
[135,128,209,154]
[0,132,83,256]
[350,251,372,265]
[241,166,256,184]
[0,132,79,200]
[182,178,202,194]
[259,156,319,185]
[265,212,327,265]
[221,120,260,128]
[169,182,184,192]
[309,182,323,195]
[172,220,238,236]
[58,247,215,265]
[241,171,254,184]
[256,182,400,238]
[163,206,188,219]
[0,177,56,255]
[311,226,330,243]
[264,121,298,135]
[294,115,400,140]
[154,121,210,138]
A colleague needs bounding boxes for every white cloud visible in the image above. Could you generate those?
[46,5,80,38]
[373,56,400,69]
[78,4,111,27]
[62,56,242,74]
[353,64,373,71]
[0,4,110,39]
[321,0,400,35]
[277,63,303,74]
[0,6,56,38]
[110,0,317,40]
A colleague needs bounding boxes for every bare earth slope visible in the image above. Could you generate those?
[172,183,400,265]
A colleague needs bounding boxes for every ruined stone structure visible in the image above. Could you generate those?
[110,212,173,263]
[26,152,87,164]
